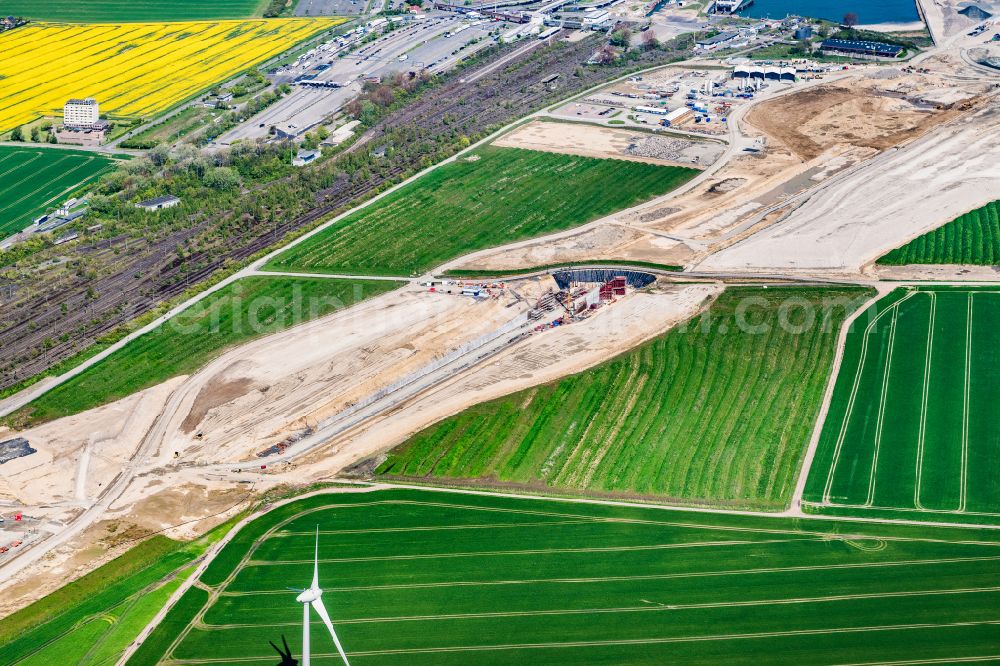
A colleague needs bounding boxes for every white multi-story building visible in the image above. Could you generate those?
[63,98,100,128]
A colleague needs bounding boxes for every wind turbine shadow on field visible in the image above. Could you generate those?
[269,634,297,666]
[288,526,351,666]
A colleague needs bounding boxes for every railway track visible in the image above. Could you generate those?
[0,34,688,396]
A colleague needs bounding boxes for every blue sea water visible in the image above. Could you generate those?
[741,0,920,24]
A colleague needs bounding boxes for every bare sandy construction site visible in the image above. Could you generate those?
[699,102,1000,272]
[744,78,960,162]
[494,119,725,168]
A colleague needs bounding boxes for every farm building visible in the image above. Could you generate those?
[819,38,903,58]
[135,195,181,211]
[55,125,108,146]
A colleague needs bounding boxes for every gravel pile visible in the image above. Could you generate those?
[867,68,903,79]
[625,136,695,162]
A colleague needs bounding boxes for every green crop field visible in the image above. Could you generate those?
[377,286,872,511]
[0,536,194,665]
[803,287,1000,525]
[0,0,269,22]
[0,513,246,666]
[7,276,402,428]
[878,200,1000,265]
[136,487,1000,664]
[264,147,698,277]
[0,146,121,237]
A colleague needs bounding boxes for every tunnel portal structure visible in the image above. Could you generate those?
[552,268,657,290]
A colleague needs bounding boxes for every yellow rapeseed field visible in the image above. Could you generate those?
[0,18,344,131]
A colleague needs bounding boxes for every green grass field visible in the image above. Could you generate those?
[136,487,1000,664]
[878,200,1000,265]
[119,106,218,149]
[803,287,1000,525]
[0,146,121,237]
[0,512,249,666]
[0,0,268,22]
[376,286,871,511]
[264,147,697,277]
[0,536,194,665]
[8,276,402,428]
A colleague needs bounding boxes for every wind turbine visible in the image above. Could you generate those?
[293,526,350,666]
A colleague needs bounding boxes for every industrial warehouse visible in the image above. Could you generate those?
[732,64,798,81]
[820,38,906,58]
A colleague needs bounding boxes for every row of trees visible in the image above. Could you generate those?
[9,123,57,144]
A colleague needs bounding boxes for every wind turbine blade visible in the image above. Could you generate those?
[312,598,350,666]
[312,525,320,590]
[302,602,311,666]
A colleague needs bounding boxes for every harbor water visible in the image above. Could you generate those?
[740,0,921,24]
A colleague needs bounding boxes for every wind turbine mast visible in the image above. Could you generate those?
[295,526,350,666]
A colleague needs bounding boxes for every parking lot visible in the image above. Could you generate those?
[217,13,509,144]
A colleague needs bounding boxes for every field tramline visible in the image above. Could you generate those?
[0,146,121,236]
[131,488,1000,664]
[804,287,1000,524]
